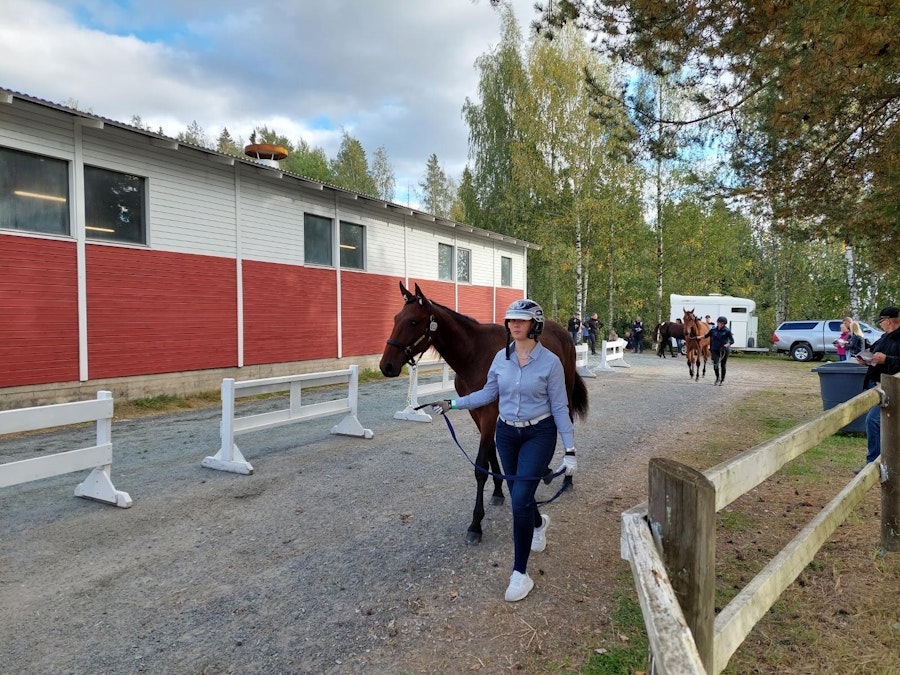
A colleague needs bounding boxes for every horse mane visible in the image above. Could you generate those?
[426,299,486,326]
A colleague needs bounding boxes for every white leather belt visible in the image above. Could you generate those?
[499,413,552,428]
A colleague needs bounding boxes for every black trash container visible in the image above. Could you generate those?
[811,361,869,432]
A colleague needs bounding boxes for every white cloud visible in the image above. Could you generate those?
[0,0,540,202]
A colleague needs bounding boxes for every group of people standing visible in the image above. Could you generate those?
[834,316,866,360]
[567,312,603,355]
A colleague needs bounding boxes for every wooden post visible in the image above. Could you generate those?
[882,373,899,552]
[649,458,716,673]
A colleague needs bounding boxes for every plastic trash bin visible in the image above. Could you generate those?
[811,361,869,432]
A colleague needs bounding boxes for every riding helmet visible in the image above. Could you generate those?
[717,316,728,324]
[505,299,544,337]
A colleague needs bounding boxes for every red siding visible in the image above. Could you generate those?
[458,285,496,323]
[409,279,456,309]
[341,272,404,357]
[86,246,238,378]
[243,261,337,364]
[495,288,525,319]
[0,235,79,386]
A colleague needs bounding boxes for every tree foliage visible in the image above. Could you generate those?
[371,146,396,201]
[330,131,378,196]
[418,154,457,219]
[543,0,899,268]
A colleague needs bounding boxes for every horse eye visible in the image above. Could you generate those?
[409,320,417,327]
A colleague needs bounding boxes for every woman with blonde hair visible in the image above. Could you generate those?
[847,320,865,357]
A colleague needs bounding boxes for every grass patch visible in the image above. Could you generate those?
[582,593,649,675]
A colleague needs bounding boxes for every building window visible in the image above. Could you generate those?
[0,146,70,235]
[84,166,146,244]
[501,256,512,286]
[304,213,333,265]
[457,248,471,283]
[340,221,365,270]
[438,243,454,280]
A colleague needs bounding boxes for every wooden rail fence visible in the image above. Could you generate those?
[620,372,899,674]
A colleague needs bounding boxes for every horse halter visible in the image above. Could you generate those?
[385,299,438,367]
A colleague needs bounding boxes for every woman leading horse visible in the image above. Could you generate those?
[379,283,588,549]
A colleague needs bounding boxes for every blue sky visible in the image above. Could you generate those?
[0,0,540,207]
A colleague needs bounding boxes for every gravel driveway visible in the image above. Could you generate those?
[0,352,815,674]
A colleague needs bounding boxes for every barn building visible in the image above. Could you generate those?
[0,88,535,408]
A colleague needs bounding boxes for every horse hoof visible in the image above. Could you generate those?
[466,531,483,545]
[490,495,505,506]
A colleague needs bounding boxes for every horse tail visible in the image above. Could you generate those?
[571,373,589,422]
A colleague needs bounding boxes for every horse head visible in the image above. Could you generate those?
[379,282,438,377]
[682,308,701,338]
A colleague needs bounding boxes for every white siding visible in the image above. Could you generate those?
[81,127,237,257]
[0,104,75,160]
[0,94,532,284]
[239,172,315,265]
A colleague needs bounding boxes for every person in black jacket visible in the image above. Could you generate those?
[567,313,581,345]
[855,306,900,468]
[585,313,602,355]
[707,316,735,385]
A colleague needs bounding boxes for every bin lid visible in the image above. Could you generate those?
[811,361,869,373]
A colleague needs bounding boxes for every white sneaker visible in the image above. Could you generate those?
[531,514,550,552]
[505,571,534,602]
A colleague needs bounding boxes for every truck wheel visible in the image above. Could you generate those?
[790,343,813,362]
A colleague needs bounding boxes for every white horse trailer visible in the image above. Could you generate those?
[669,294,765,351]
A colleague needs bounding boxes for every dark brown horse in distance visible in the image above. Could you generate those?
[654,321,684,358]
[380,282,588,544]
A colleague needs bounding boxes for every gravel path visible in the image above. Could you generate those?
[0,352,815,674]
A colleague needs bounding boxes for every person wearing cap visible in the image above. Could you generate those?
[429,299,576,602]
[855,306,900,469]
[707,316,736,385]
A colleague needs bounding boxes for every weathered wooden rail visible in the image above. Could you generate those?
[620,372,899,674]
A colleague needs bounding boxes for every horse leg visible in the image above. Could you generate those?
[488,450,505,506]
[467,433,497,545]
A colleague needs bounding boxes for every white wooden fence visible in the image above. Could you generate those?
[394,360,456,422]
[0,391,132,508]
[575,344,596,378]
[597,338,630,372]
[620,374,898,674]
[203,365,374,475]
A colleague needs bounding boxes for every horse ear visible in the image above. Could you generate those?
[399,281,412,301]
[414,283,425,301]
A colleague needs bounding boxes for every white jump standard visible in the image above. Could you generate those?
[203,364,374,475]
[0,391,132,508]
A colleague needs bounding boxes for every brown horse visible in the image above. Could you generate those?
[682,308,710,381]
[654,321,684,358]
[380,282,589,544]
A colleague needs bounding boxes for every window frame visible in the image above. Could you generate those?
[438,242,454,281]
[83,164,147,244]
[457,247,471,283]
[339,220,365,270]
[0,146,71,236]
[500,256,512,287]
[304,213,333,266]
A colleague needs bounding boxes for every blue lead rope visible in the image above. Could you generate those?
[439,414,572,506]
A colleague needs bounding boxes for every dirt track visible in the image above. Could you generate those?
[0,353,817,674]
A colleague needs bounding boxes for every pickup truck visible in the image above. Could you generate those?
[772,319,884,361]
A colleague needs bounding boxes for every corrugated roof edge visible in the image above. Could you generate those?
[0,86,539,250]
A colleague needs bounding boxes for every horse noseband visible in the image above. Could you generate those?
[386,315,437,367]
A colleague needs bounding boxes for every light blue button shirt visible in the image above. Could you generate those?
[454,341,575,448]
